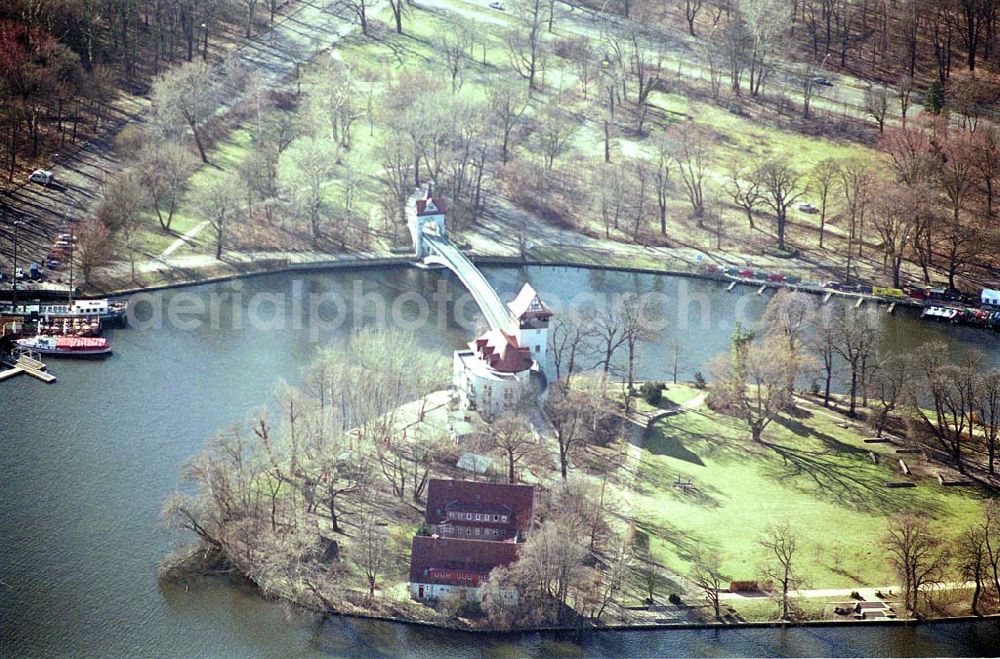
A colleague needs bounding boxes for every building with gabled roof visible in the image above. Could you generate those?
[408,535,520,603]
[424,478,535,542]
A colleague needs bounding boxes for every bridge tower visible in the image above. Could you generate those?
[408,185,447,258]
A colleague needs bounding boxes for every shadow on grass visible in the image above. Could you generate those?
[642,425,705,466]
[634,457,723,510]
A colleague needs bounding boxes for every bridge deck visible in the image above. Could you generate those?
[422,234,516,333]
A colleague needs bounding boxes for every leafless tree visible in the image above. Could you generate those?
[975,369,1000,475]
[536,104,578,172]
[691,550,728,620]
[882,513,945,616]
[759,520,801,620]
[198,171,243,260]
[151,60,218,164]
[506,0,548,92]
[549,313,594,386]
[684,0,705,35]
[870,183,922,288]
[665,125,712,221]
[864,83,890,132]
[139,141,193,232]
[488,79,528,166]
[711,335,802,443]
[477,414,536,483]
[752,160,807,250]
[354,506,389,596]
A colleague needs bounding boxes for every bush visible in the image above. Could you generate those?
[668,593,682,605]
[640,381,663,405]
[693,371,707,389]
[810,381,820,396]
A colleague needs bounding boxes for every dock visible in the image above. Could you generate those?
[887,302,896,314]
[726,281,736,292]
[757,285,767,295]
[822,291,833,304]
[0,354,56,383]
[854,297,865,308]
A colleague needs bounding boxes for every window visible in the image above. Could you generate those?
[475,513,481,521]
[467,513,472,520]
[475,528,480,535]
[494,515,499,521]
[501,515,507,522]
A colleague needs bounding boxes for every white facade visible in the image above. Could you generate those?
[453,350,531,418]
[407,188,446,259]
[409,582,518,605]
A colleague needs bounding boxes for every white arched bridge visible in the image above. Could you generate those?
[408,188,517,334]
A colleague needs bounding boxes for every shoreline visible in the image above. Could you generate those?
[70,248,925,318]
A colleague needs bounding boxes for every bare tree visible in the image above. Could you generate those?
[477,414,536,483]
[864,83,890,132]
[882,513,945,616]
[279,136,337,244]
[199,171,244,260]
[151,60,218,164]
[975,369,1000,475]
[752,160,806,250]
[691,550,728,620]
[139,141,193,232]
[338,0,369,35]
[870,183,921,288]
[488,79,528,166]
[869,353,908,438]
[833,307,879,417]
[684,0,705,35]
[506,0,548,92]
[711,335,801,443]
[759,520,801,620]
[955,524,989,615]
[549,313,594,386]
[665,125,712,221]
[729,165,762,231]
[536,104,578,172]
[354,506,389,596]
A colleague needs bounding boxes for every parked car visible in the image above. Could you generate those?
[812,77,834,87]
[797,202,818,214]
[488,1,504,8]
[58,233,77,242]
[28,169,54,186]
[15,267,25,280]
[767,273,786,283]
[46,259,63,270]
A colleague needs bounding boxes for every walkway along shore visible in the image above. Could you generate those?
[73,247,929,322]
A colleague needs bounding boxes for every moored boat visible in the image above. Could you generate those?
[0,298,127,324]
[15,335,112,357]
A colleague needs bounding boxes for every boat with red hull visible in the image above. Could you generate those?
[15,335,112,358]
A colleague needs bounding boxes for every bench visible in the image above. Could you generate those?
[898,459,910,476]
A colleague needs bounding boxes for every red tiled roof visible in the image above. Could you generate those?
[469,329,533,373]
[508,283,552,320]
[416,196,448,215]
[425,479,535,532]
[409,535,520,584]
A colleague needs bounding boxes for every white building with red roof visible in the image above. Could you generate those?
[452,283,553,417]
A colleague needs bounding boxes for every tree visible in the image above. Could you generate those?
[691,551,727,620]
[837,159,876,279]
[477,414,536,483]
[710,335,801,444]
[665,125,711,220]
[388,0,407,34]
[935,130,980,289]
[869,353,908,438]
[74,218,112,286]
[544,374,614,479]
[354,506,389,596]
[975,369,1000,475]
[199,171,243,259]
[742,0,790,97]
[864,84,890,132]
[753,160,806,250]
[535,104,577,172]
[338,0,369,36]
[488,78,528,165]
[882,513,945,616]
[759,520,801,620]
[909,345,979,473]
[684,0,705,35]
[955,525,989,615]
[139,141,193,232]
[506,0,547,92]
[870,183,921,288]
[729,165,762,231]
[811,159,839,249]
[652,133,672,235]
[971,125,999,217]
[833,307,879,417]
[810,305,838,407]
[151,60,218,164]
[549,313,594,386]
[279,136,337,244]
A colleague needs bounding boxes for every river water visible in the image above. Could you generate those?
[2,265,999,657]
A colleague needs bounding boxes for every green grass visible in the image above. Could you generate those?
[628,404,992,590]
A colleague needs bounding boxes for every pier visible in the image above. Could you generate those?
[0,353,56,383]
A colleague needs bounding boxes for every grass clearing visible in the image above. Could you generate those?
[626,401,990,590]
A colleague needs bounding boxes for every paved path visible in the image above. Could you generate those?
[162,221,209,257]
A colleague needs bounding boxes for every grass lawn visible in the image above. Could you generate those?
[627,402,992,590]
